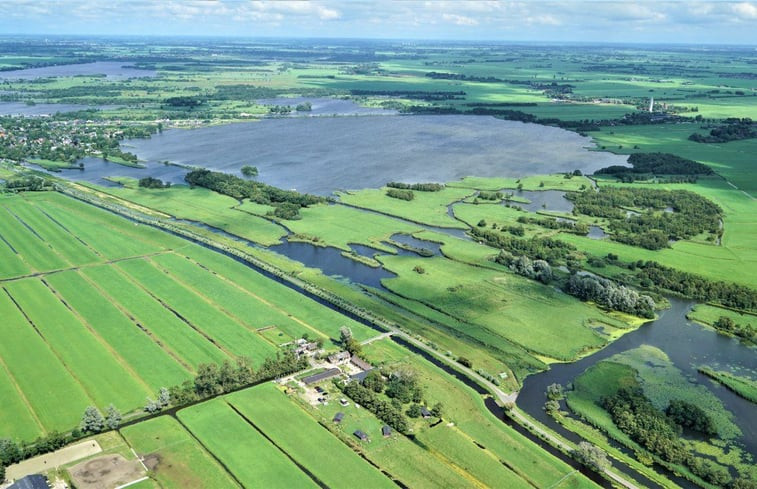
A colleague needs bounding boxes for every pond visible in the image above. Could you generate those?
[0,61,156,80]
[116,115,628,195]
[517,298,757,457]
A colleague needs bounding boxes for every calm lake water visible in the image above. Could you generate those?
[0,61,156,80]
[0,102,107,116]
[116,115,629,195]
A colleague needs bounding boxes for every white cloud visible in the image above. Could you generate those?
[441,13,478,26]
[732,2,757,19]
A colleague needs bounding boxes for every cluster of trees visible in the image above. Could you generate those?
[138,176,171,189]
[566,274,655,318]
[350,89,466,101]
[470,227,576,263]
[572,442,611,473]
[144,388,171,414]
[386,182,444,192]
[689,119,756,143]
[339,327,362,357]
[80,404,122,433]
[595,152,713,177]
[476,190,503,201]
[665,400,717,436]
[567,187,721,250]
[386,188,414,201]
[268,105,292,115]
[341,380,410,433]
[628,260,757,312]
[163,96,203,108]
[602,387,732,487]
[184,169,324,219]
[516,215,589,235]
[712,316,756,343]
[496,252,553,284]
[3,175,53,192]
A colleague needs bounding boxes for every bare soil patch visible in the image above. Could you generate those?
[69,454,146,489]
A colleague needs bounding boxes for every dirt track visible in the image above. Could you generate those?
[6,440,102,481]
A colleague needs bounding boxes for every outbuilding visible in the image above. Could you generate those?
[353,430,369,441]
[382,425,392,437]
[333,412,345,424]
[9,474,50,489]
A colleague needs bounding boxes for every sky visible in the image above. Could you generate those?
[0,1,756,45]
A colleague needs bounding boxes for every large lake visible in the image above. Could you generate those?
[109,115,626,194]
[0,61,156,80]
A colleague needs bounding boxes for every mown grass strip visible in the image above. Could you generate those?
[6,279,151,412]
[116,258,276,364]
[80,265,230,370]
[46,270,191,390]
[177,399,320,489]
[0,288,92,434]
[0,205,69,272]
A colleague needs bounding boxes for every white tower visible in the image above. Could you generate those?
[648,97,654,113]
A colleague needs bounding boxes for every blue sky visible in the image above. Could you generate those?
[0,1,755,44]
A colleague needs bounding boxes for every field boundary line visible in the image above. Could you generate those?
[172,413,248,489]
[178,253,330,342]
[41,278,156,396]
[2,286,100,407]
[111,262,235,358]
[145,256,269,339]
[76,269,195,374]
[225,401,331,489]
[32,201,104,257]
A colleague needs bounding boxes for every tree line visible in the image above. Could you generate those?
[594,152,713,177]
[470,226,576,263]
[184,169,325,219]
[386,188,414,201]
[386,182,444,192]
[566,274,655,318]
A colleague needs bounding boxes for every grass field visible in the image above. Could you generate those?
[121,416,240,489]
[688,304,757,330]
[337,186,473,228]
[378,254,609,361]
[177,399,319,489]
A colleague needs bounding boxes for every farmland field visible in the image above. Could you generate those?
[0,191,381,442]
[177,399,319,489]
[121,416,240,489]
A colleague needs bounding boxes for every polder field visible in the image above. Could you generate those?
[118,377,595,489]
[1,37,757,489]
[0,190,377,443]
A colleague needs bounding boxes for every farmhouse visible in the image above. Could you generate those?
[333,412,345,424]
[302,368,341,385]
[382,425,392,437]
[353,430,369,442]
[8,474,49,489]
[328,351,351,364]
[350,356,372,371]
[421,406,432,418]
